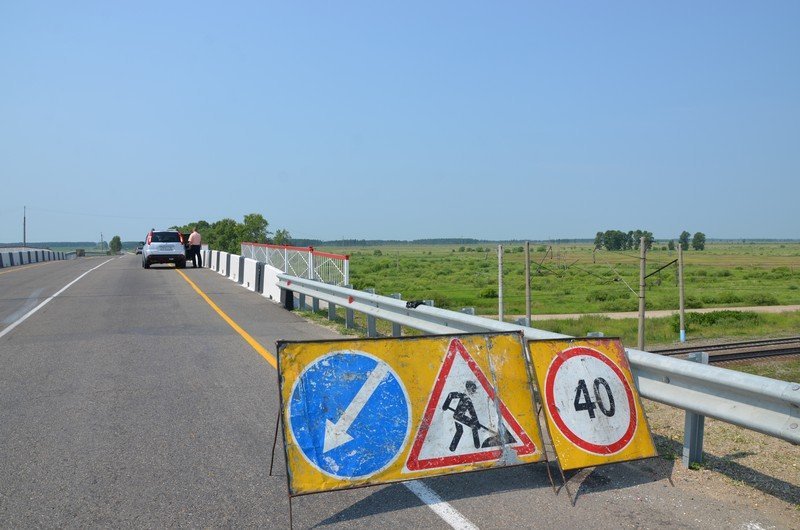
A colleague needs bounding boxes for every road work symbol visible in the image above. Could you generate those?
[405,338,536,471]
[442,381,516,451]
[288,351,411,479]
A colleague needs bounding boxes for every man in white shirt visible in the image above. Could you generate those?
[187,228,202,268]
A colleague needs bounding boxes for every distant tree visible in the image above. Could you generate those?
[109,235,122,254]
[593,232,604,250]
[668,240,675,251]
[208,218,240,253]
[239,213,270,243]
[273,228,292,246]
[692,232,706,251]
[679,231,691,251]
[603,230,627,251]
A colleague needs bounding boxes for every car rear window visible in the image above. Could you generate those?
[151,232,181,243]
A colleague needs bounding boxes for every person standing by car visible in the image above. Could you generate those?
[188,227,202,268]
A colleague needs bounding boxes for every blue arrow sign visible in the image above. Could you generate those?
[288,351,411,479]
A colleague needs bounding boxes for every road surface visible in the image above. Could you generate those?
[0,255,792,528]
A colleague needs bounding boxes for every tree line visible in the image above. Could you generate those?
[594,229,706,251]
[171,214,291,254]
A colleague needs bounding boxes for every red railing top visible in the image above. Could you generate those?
[242,242,349,260]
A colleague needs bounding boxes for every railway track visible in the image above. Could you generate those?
[649,336,800,364]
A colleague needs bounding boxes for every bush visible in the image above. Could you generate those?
[479,287,498,299]
[685,295,704,309]
[745,293,779,306]
[672,311,763,333]
[373,249,382,256]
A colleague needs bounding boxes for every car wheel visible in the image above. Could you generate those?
[176,260,186,269]
[143,259,150,269]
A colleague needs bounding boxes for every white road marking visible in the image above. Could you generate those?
[0,259,113,340]
[404,480,479,530]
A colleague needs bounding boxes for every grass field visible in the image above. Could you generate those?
[324,241,800,316]
[313,241,800,348]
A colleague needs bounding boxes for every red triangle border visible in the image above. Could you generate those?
[405,338,536,471]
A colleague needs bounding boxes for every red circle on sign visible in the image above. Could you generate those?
[544,346,637,455]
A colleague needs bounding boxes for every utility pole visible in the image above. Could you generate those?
[23,206,26,247]
[525,241,531,326]
[637,236,647,351]
[678,245,686,342]
[498,244,504,322]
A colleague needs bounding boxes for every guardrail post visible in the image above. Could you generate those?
[365,288,377,337]
[682,351,709,469]
[281,287,294,310]
[328,299,337,321]
[423,299,435,307]
[516,317,530,326]
[461,307,475,315]
[344,284,355,329]
[390,294,402,337]
[298,293,306,310]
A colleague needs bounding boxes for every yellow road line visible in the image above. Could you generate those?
[0,261,53,276]
[176,269,277,368]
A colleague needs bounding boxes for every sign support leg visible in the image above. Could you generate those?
[269,410,281,476]
[288,494,294,530]
[557,463,576,506]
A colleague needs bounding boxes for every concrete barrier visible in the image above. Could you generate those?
[242,258,261,292]
[218,252,229,276]
[229,254,243,283]
[262,264,283,302]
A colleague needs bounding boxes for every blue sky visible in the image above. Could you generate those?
[2,2,798,243]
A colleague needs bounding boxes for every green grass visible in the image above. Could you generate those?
[731,358,800,382]
[308,241,800,347]
[322,242,800,316]
[532,310,800,348]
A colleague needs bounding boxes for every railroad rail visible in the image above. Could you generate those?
[651,336,800,363]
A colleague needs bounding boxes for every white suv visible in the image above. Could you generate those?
[142,230,187,269]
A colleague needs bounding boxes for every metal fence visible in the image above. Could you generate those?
[275,274,800,463]
[241,243,349,286]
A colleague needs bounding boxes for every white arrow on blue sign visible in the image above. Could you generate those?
[288,351,411,479]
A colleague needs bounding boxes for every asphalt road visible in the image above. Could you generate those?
[0,255,790,528]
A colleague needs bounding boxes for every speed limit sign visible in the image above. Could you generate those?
[529,338,656,471]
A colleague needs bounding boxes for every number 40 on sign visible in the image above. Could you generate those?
[528,337,657,471]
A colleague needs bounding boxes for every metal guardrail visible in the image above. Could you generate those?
[277,274,800,448]
[242,243,349,286]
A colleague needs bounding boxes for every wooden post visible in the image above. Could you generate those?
[498,245,504,322]
[637,237,647,350]
[525,241,531,325]
[678,245,686,342]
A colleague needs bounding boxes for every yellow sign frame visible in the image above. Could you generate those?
[277,332,546,496]
[527,337,657,471]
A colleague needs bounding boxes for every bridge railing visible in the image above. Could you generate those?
[275,273,800,456]
[241,243,349,286]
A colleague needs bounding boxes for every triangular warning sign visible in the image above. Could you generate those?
[405,338,537,471]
